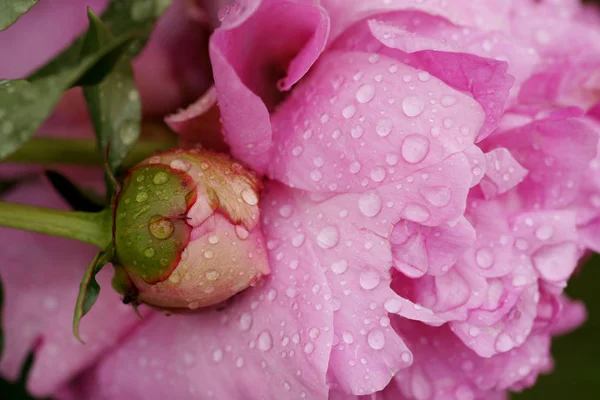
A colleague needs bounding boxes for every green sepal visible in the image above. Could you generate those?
[114,164,196,284]
[0,0,39,31]
[81,9,142,198]
[73,244,114,342]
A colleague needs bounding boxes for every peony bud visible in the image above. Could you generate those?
[113,149,270,311]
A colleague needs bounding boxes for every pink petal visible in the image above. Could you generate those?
[390,218,476,278]
[321,0,510,42]
[330,14,515,141]
[485,111,599,209]
[393,319,554,398]
[262,184,412,395]
[268,51,481,226]
[0,180,142,396]
[207,0,329,173]
[480,148,528,199]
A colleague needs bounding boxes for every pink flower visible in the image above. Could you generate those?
[1,0,598,399]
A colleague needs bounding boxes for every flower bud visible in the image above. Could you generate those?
[113,149,270,311]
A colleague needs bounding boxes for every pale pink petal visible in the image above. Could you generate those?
[393,319,554,398]
[480,148,528,199]
[0,180,142,396]
[262,184,412,395]
[268,51,483,199]
[321,0,510,42]
[485,111,599,209]
[391,218,475,278]
[330,14,515,141]
[208,0,329,173]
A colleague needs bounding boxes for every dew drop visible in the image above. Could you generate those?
[376,118,393,137]
[331,260,348,274]
[475,247,494,269]
[235,225,249,240]
[355,84,376,103]
[316,226,340,249]
[170,159,191,172]
[240,312,253,331]
[358,192,382,217]
[535,225,554,241]
[367,329,385,350]
[212,348,224,362]
[152,172,168,185]
[495,333,514,352]
[119,121,138,146]
[144,248,155,258]
[303,342,315,354]
[342,104,357,118]
[370,167,386,182]
[402,96,425,117]
[401,134,430,164]
[205,270,219,281]
[208,234,220,244]
[279,205,293,218]
[136,192,148,203]
[384,298,403,313]
[204,250,214,259]
[359,270,380,290]
[241,188,259,205]
[292,233,306,247]
[257,331,273,351]
[149,217,174,240]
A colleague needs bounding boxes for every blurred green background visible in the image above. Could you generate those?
[1,257,599,399]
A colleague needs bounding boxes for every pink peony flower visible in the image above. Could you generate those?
[1,0,598,399]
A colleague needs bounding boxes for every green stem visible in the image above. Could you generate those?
[4,137,175,168]
[0,202,112,249]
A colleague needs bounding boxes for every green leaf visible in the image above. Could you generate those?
[0,33,136,161]
[73,245,114,342]
[0,0,39,31]
[81,10,142,192]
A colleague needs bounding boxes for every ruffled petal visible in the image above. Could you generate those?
[206,0,330,173]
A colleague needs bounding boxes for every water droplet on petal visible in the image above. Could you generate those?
[358,192,382,217]
[342,104,357,118]
[235,225,249,240]
[402,96,425,117]
[144,248,155,258]
[440,95,457,107]
[212,348,223,362]
[331,260,348,274]
[376,118,393,137]
[241,188,259,205]
[475,247,494,269]
[401,134,430,164]
[356,84,376,103]
[359,270,380,290]
[535,225,554,240]
[170,159,191,172]
[495,333,514,352]
[257,331,273,351]
[384,298,403,313]
[279,205,293,218]
[316,226,339,249]
[367,329,385,350]
[240,312,253,331]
